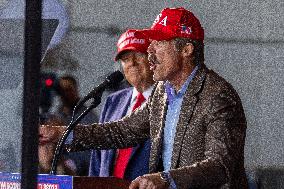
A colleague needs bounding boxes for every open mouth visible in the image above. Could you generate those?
[148,54,159,71]
[150,63,157,71]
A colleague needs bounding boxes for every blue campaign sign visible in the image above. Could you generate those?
[0,172,73,189]
[38,174,73,189]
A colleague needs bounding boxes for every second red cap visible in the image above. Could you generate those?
[115,29,150,61]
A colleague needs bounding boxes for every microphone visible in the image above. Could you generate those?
[50,70,124,175]
[77,70,124,106]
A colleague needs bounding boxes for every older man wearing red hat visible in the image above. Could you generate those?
[65,7,248,189]
[88,29,154,181]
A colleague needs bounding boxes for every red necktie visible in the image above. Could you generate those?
[113,92,145,178]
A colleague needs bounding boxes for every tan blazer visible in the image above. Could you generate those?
[68,64,248,189]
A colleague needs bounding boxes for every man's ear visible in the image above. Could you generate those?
[181,43,194,57]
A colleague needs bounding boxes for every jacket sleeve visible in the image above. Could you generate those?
[169,91,247,188]
[66,102,151,152]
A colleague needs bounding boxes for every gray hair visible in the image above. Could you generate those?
[173,38,204,65]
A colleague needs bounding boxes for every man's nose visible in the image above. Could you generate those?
[127,57,137,67]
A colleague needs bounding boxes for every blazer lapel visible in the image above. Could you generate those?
[155,92,168,140]
[149,86,168,173]
[171,66,207,169]
[100,88,133,176]
[118,89,133,118]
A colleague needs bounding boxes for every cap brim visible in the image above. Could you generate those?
[134,29,174,41]
[114,46,139,61]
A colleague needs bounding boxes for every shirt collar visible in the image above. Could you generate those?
[131,85,154,104]
[165,65,199,102]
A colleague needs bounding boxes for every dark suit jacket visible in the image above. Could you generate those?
[68,64,248,189]
[88,88,151,181]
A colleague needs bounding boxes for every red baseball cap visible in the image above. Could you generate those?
[135,7,204,42]
[115,29,150,61]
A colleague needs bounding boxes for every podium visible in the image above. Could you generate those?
[0,172,130,189]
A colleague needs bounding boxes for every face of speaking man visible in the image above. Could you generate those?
[147,39,194,85]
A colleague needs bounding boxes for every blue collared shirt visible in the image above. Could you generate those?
[163,65,199,171]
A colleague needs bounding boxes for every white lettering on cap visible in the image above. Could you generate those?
[118,38,145,50]
[130,38,145,44]
[118,39,130,49]
[117,32,135,45]
[126,32,135,38]
[153,13,162,25]
[159,16,167,26]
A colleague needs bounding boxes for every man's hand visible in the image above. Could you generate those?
[38,124,66,173]
[129,173,169,189]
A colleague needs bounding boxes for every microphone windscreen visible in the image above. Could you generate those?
[106,70,124,85]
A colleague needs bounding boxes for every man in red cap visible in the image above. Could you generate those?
[63,7,248,189]
[88,29,154,181]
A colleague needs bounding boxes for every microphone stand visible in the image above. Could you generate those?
[50,94,102,175]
